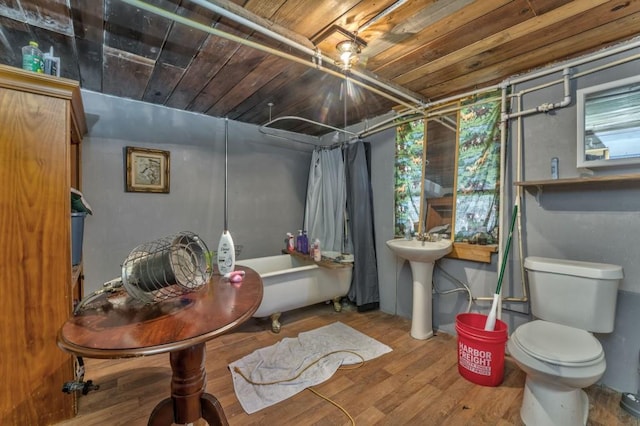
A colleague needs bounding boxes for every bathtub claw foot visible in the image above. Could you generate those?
[333,297,342,312]
[270,312,282,333]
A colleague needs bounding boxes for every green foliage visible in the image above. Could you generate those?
[454,91,502,243]
[392,89,505,243]
[394,120,424,235]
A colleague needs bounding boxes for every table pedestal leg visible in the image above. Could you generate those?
[148,343,229,426]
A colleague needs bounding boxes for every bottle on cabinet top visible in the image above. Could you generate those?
[22,41,44,73]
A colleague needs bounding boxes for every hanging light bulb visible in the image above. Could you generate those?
[335,40,360,71]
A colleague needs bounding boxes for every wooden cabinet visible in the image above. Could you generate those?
[0,65,87,425]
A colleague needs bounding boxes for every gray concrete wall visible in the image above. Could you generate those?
[371,44,640,393]
[503,45,640,393]
[77,42,640,393]
[80,90,313,295]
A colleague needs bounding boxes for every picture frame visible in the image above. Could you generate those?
[125,146,170,193]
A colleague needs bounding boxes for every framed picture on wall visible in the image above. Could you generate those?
[125,146,170,193]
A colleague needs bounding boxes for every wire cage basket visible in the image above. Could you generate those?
[121,231,212,304]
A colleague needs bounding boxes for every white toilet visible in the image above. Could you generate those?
[508,256,623,426]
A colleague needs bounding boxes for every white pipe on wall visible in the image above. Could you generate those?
[189,0,316,50]
[514,92,528,302]
[505,36,640,86]
[507,68,572,119]
[357,0,409,32]
[472,45,640,305]
[356,94,502,140]
[508,52,640,103]
[354,42,639,143]
[495,86,508,319]
[572,52,640,79]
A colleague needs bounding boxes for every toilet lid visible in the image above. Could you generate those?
[513,321,603,365]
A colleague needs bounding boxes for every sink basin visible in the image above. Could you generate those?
[385,238,452,263]
[386,237,453,340]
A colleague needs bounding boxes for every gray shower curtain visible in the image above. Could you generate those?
[304,147,346,252]
[345,141,379,311]
[303,141,380,311]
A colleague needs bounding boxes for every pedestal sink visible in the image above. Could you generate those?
[386,238,453,340]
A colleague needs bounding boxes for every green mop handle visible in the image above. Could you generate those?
[496,204,518,294]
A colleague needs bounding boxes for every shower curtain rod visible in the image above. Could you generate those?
[257,126,320,147]
[261,116,358,136]
[120,0,426,113]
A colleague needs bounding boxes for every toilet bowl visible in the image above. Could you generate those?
[507,321,606,425]
[509,256,623,426]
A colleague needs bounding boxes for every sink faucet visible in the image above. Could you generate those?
[416,233,442,243]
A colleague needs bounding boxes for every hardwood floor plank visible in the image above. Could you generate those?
[374,348,458,416]
[55,303,637,426]
[354,405,386,424]
[386,383,443,423]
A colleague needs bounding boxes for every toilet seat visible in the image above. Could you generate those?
[511,320,603,366]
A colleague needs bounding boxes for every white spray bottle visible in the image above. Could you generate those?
[217,118,235,275]
[313,239,321,262]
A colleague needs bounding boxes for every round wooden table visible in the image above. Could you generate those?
[57,266,263,426]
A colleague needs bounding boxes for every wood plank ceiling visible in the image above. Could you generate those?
[0,0,639,136]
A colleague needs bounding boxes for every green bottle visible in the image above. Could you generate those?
[22,41,44,73]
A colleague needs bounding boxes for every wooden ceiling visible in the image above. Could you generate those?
[1,0,639,136]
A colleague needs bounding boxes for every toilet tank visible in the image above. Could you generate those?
[524,256,623,333]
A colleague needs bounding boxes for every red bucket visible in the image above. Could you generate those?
[455,313,508,387]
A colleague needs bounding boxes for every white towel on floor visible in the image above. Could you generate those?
[229,321,392,414]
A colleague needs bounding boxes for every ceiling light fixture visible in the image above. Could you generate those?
[335,40,361,71]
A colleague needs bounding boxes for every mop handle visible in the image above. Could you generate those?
[495,204,518,294]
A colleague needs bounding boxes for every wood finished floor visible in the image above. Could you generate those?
[56,303,639,426]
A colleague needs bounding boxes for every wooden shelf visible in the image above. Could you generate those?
[446,242,498,263]
[283,250,353,269]
[514,173,640,188]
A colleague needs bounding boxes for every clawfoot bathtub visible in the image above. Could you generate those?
[237,254,353,332]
